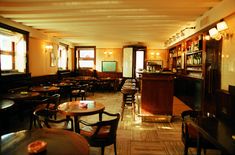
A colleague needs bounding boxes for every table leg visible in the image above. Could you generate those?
[99,112,102,121]
[74,115,80,133]
[196,133,201,155]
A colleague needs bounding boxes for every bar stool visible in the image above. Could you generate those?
[120,88,137,121]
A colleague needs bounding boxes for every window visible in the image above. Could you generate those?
[75,46,95,69]
[58,44,68,70]
[0,25,27,74]
[0,35,13,70]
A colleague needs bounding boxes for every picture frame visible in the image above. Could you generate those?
[50,52,56,67]
[102,61,117,72]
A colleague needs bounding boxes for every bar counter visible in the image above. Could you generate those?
[140,71,175,117]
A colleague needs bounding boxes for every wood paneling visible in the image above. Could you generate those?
[141,73,174,115]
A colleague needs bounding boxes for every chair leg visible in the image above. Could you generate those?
[29,113,33,130]
[132,94,136,121]
[121,102,125,121]
[184,146,188,155]
[114,142,117,155]
[101,146,105,155]
[203,149,206,155]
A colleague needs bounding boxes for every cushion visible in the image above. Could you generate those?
[80,125,111,138]
[186,122,198,139]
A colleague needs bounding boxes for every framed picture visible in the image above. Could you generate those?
[102,61,117,72]
[50,52,56,67]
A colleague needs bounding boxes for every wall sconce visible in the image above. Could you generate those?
[209,27,221,40]
[104,51,112,56]
[45,45,53,52]
[209,21,233,40]
[217,21,228,31]
[150,52,160,56]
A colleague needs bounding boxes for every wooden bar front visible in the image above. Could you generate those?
[141,72,174,116]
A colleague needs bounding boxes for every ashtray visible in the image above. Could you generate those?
[79,102,88,108]
[43,86,49,89]
[27,140,47,154]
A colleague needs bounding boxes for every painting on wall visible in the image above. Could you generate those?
[102,61,117,72]
[50,52,56,67]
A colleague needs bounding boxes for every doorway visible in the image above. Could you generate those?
[135,50,144,78]
[204,39,222,115]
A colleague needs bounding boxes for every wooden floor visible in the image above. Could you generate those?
[84,91,220,155]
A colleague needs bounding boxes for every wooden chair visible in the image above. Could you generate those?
[29,94,61,129]
[78,111,120,155]
[33,107,74,131]
[70,83,89,101]
[181,110,217,155]
[36,93,60,110]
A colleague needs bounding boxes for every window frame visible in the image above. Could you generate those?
[0,23,29,75]
[74,46,96,70]
[58,43,69,71]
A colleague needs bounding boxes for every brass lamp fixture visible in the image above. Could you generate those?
[45,44,53,52]
[104,51,112,56]
[209,20,233,40]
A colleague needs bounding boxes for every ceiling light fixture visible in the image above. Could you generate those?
[165,26,196,47]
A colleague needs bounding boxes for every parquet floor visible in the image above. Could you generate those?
[7,91,220,155]
[84,91,220,155]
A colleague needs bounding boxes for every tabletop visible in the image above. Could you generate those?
[58,100,105,116]
[52,82,73,87]
[0,99,14,110]
[1,128,89,155]
[64,76,97,81]
[2,91,40,101]
[58,100,105,133]
[30,86,60,93]
[190,116,235,155]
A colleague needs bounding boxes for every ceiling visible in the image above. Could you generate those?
[0,0,223,48]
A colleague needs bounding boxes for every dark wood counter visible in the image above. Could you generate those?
[141,72,175,116]
[190,116,235,155]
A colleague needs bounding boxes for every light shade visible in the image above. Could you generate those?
[216,21,228,32]
[209,27,219,37]
[45,45,53,49]
[209,27,221,40]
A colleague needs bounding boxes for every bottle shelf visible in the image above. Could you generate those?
[186,50,202,55]
[187,64,202,67]
[186,69,202,72]
[169,33,204,79]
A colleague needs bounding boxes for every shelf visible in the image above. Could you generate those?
[186,69,202,72]
[187,64,202,67]
[186,50,202,55]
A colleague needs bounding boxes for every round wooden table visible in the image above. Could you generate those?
[0,99,15,135]
[1,128,89,155]
[30,86,60,93]
[30,86,60,97]
[2,92,40,101]
[58,100,105,133]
